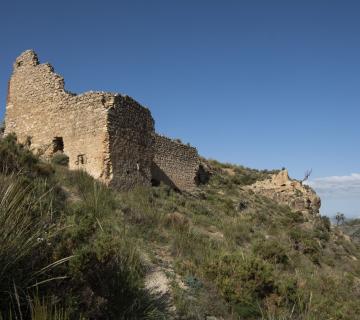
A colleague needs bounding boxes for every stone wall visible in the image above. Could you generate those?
[5,50,209,192]
[108,95,154,189]
[5,50,155,189]
[152,134,206,191]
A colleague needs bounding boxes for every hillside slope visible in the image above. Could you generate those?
[340,219,360,244]
[0,135,359,320]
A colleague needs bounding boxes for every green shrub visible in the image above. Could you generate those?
[314,218,331,242]
[289,228,321,264]
[0,133,52,177]
[320,215,331,231]
[204,253,277,317]
[64,234,160,319]
[51,153,69,166]
[253,240,289,265]
[287,210,305,224]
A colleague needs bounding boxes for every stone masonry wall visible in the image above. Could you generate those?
[108,95,154,190]
[5,50,208,192]
[5,50,155,189]
[152,134,204,191]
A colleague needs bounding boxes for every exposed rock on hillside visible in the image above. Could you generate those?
[247,169,321,215]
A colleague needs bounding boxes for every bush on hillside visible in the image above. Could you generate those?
[53,170,169,318]
[51,153,69,166]
[0,133,53,177]
[208,159,280,187]
[204,253,277,318]
[253,239,289,265]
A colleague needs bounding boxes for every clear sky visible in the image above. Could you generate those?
[1,0,359,217]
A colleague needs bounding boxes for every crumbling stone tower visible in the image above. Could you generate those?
[5,50,207,191]
[5,50,154,189]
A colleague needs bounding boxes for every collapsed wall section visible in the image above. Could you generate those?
[152,134,206,191]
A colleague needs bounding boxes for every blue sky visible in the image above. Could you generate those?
[1,0,359,217]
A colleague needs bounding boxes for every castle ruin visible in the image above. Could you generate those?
[5,50,207,191]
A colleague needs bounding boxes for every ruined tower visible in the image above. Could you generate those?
[5,50,207,191]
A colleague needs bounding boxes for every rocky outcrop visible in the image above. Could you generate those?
[247,170,321,215]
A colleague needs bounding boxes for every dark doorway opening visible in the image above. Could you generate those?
[195,165,210,185]
[151,178,161,187]
[53,137,64,153]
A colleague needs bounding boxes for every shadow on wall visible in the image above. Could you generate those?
[151,163,179,191]
[151,163,210,192]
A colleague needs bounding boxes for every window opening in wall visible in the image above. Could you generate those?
[16,61,23,68]
[75,154,86,165]
[52,137,64,153]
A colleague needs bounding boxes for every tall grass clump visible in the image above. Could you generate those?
[0,175,70,318]
[0,135,68,318]
[29,294,72,320]
[0,177,42,307]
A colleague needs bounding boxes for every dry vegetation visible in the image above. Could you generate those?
[0,135,359,319]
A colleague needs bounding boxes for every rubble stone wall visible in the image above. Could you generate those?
[108,95,154,190]
[5,50,207,191]
[152,134,202,191]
